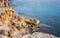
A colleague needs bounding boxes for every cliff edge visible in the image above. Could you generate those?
[0,0,58,38]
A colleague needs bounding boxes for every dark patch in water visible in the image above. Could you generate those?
[39,24,60,37]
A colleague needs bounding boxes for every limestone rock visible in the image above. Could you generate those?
[0,7,40,38]
[0,0,58,38]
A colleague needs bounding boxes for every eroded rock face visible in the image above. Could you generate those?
[0,0,58,38]
[0,8,58,38]
[0,8,40,38]
[0,0,9,7]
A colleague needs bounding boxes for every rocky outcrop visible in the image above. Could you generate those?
[0,0,58,38]
[0,7,58,38]
[0,7,40,38]
[0,22,57,38]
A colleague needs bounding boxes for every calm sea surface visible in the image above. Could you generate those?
[9,0,60,37]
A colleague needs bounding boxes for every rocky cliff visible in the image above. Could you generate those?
[0,7,40,38]
[0,0,58,38]
[0,7,58,38]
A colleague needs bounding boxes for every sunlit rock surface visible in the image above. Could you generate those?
[0,7,58,38]
[0,0,59,38]
[0,7,40,38]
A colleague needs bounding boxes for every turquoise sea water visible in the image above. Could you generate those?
[9,0,60,37]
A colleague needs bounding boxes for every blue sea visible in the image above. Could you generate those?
[9,0,60,37]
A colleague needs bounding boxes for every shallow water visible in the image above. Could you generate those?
[9,0,60,37]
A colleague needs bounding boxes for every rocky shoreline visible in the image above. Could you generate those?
[0,7,58,38]
[0,0,59,38]
[0,7,40,38]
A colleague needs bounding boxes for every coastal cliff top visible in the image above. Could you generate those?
[0,0,58,38]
